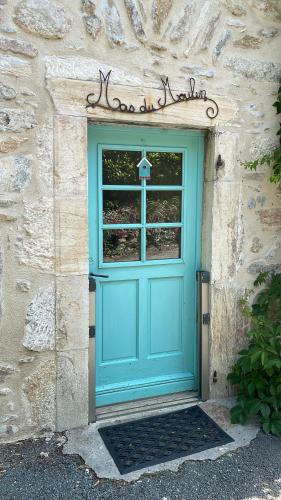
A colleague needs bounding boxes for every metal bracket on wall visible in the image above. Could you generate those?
[196,270,210,401]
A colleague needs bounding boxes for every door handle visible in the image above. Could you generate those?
[90,273,109,278]
[89,273,109,292]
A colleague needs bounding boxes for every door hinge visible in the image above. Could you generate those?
[89,325,96,338]
[202,313,210,325]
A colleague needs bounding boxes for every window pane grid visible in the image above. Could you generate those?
[101,148,184,263]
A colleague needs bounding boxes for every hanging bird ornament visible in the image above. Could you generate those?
[137,156,152,180]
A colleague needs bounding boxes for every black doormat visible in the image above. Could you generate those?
[99,405,234,475]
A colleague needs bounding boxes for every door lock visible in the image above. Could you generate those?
[89,273,109,292]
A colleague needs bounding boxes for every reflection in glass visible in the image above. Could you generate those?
[146,152,182,185]
[146,191,181,223]
[103,190,141,224]
[146,228,181,260]
[103,150,141,185]
[103,229,140,262]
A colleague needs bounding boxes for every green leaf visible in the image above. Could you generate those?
[260,403,270,417]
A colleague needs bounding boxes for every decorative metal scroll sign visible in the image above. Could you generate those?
[86,70,219,119]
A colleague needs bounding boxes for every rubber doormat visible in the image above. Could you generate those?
[99,405,234,474]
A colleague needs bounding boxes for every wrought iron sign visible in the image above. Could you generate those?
[86,70,219,119]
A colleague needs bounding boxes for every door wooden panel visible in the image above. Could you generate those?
[88,125,204,407]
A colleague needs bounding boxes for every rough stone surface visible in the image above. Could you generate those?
[14,0,72,39]
[0,364,15,382]
[234,35,263,49]
[35,118,53,192]
[83,14,102,40]
[258,27,279,37]
[0,136,28,153]
[181,64,214,78]
[185,1,221,55]
[251,237,263,253]
[16,279,31,292]
[256,208,281,226]
[0,36,37,57]
[252,0,281,17]
[56,350,88,431]
[23,284,55,352]
[213,29,231,60]
[102,0,125,47]
[44,56,143,85]
[23,361,55,430]
[0,155,32,193]
[224,57,281,81]
[170,2,194,43]
[222,0,246,16]
[0,82,16,100]
[16,197,54,272]
[0,388,11,396]
[0,108,37,132]
[81,0,96,16]
[152,0,172,34]
[0,55,31,77]
[124,0,146,43]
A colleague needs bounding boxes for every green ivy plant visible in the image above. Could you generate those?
[227,272,281,436]
[243,80,281,184]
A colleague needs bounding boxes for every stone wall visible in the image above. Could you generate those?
[0,0,280,441]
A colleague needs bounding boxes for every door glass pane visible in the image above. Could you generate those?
[146,228,181,260]
[103,190,141,224]
[146,191,181,223]
[146,152,182,185]
[103,150,141,185]
[103,229,140,262]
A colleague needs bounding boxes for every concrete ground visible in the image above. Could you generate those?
[0,431,281,500]
[64,399,260,481]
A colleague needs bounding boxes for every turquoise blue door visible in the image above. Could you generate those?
[88,125,203,407]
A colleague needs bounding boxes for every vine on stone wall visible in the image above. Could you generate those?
[244,80,281,184]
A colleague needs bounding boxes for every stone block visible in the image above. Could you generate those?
[0,36,38,57]
[55,196,88,275]
[205,130,239,182]
[124,0,146,42]
[0,55,31,77]
[209,284,244,398]
[56,275,89,351]
[24,360,56,431]
[83,14,102,40]
[256,208,281,226]
[23,283,55,352]
[234,35,262,49]
[56,349,88,431]
[170,2,194,43]
[54,116,87,196]
[224,57,281,81]
[0,154,32,193]
[35,118,54,193]
[0,108,37,132]
[0,136,28,154]
[152,0,172,34]
[14,0,72,39]
[44,56,143,86]
[101,0,125,47]
[211,181,243,282]
[16,197,55,272]
[0,82,16,100]
[0,363,15,382]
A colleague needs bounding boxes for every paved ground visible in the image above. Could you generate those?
[0,432,280,500]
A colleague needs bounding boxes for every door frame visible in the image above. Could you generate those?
[88,123,205,419]
[51,66,238,431]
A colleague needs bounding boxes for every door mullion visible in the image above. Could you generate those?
[141,179,146,262]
